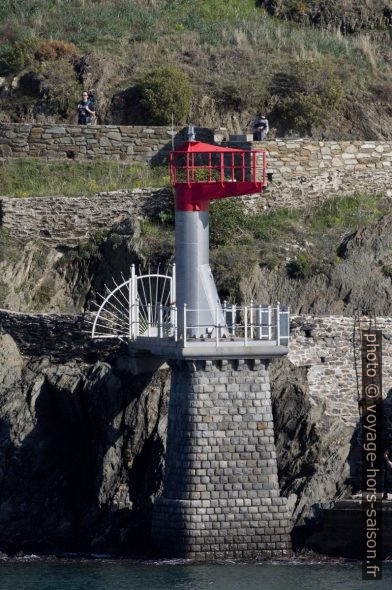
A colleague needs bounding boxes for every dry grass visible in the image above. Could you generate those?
[1,0,392,135]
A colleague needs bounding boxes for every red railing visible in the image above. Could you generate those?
[170,150,267,189]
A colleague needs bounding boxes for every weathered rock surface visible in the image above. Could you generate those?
[0,330,169,554]
[247,213,392,317]
[269,358,360,527]
[259,0,389,33]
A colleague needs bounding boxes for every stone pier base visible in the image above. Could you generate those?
[152,359,292,560]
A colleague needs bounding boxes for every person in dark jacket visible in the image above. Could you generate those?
[251,113,269,141]
[77,91,95,125]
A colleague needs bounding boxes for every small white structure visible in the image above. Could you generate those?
[90,264,289,358]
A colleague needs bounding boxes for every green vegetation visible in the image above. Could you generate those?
[286,251,318,279]
[138,218,174,265]
[257,0,389,33]
[208,192,388,296]
[0,159,170,197]
[270,59,345,134]
[0,1,391,135]
[139,66,192,125]
[0,227,19,263]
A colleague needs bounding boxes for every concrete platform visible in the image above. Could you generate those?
[128,338,288,360]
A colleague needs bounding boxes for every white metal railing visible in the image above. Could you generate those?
[91,300,289,347]
[180,303,289,348]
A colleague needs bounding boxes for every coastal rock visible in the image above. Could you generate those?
[0,332,169,554]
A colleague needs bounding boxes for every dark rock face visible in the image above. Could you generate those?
[0,332,169,555]
[258,0,388,33]
[269,358,360,532]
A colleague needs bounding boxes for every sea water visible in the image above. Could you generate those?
[0,559,391,590]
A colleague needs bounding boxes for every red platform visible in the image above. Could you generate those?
[170,140,267,211]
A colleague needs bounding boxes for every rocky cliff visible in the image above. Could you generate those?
[0,329,169,555]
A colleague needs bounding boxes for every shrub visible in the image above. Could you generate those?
[210,199,248,247]
[286,251,317,279]
[35,40,80,63]
[215,79,270,114]
[211,243,259,301]
[270,59,345,134]
[0,37,39,74]
[34,58,81,117]
[216,83,247,111]
[383,263,392,279]
[139,66,192,125]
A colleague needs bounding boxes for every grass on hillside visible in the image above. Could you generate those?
[210,192,389,295]
[210,192,387,246]
[1,0,389,65]
[0,159,170,197]
[1,0,392,135]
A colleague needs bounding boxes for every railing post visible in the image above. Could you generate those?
[130,264,136,339]
[130,282,133,340]
[148,304,151,337]
[277,302,281,346]
[220,152,224,185]
[268,305,272,340]
[174,305,178,341]
[158,303,162,339]
[250,299,254,340]
[231,304,236,336]
[252,152,258,184]
[244,306,248,346]
[183,304,187,348]
[255,304,262,340]
[135,298,139,337]
[171,263,176,306]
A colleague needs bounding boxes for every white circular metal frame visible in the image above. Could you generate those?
[90,265,175,339]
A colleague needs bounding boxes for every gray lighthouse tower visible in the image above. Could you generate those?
[91,134,292,559]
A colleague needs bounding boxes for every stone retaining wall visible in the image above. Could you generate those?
[262,167,392,210]
[2,309,391,427]
[289,315,392,426]
[248,139,392,209]
[259,140,392,179]
[0,123,213,164]
[0,310,120,361]
[0,127,391,246]
[0,188,172,246]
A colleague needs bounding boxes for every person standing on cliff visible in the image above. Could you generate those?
[77,91,95,125]
[88,89,97,124]
[251,113,269,141]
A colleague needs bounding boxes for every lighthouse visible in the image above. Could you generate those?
[90,129,293,559]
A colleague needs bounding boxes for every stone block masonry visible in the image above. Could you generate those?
[0,124,213,164]
[231,139,392,210]
[152,359,292,560]
[0,188,172,247]
[289,315,392,427]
